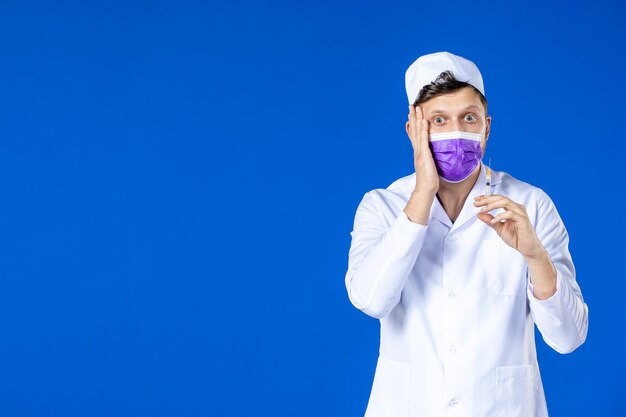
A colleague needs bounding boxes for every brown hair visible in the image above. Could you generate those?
[414,70,487,111]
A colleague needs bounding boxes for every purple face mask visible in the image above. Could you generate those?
[429,131,483,183]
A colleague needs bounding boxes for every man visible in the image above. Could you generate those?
[345,52,588,417]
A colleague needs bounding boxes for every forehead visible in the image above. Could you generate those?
[421,87,485,114]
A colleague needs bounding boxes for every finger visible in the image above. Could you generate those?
[419,118,429,153]
[492,199,525,216]
[474,194,504,204]
[485,201,525,217]
[475,194,523,208]
[413,106,429,152]
[476,196,508,211]
[477,212,504,234]
[474,195,508,211]
[473,194,499,206]
[491,210,521,224]
[415,105,423,122]
[475,196,525,216]
[408,105,418,145]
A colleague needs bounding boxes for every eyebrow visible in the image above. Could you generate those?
[428,105,483,114]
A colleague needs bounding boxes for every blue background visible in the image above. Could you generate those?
[0,0,623,415]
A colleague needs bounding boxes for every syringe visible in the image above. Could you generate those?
[484,158,492,195]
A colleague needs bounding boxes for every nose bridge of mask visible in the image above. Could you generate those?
[429,131,482,142]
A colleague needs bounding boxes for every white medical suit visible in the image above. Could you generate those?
[345,163,588,417]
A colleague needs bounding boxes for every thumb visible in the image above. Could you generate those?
[477,213,503,234]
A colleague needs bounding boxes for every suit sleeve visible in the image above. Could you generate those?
[527,188,589,354]
[345,191,428,319]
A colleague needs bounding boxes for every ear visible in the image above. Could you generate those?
[405,120,411,138]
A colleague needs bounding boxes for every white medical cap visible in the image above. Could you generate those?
[405,52,485,104]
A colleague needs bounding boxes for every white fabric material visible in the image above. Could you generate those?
[345,163,588,417]
[429,130,482,142]
[405,51,485,104]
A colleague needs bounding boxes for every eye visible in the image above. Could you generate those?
[434,116,445,124]
[464,113,477,122]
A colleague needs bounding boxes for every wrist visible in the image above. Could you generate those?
[413,185,437,200]
[524,247,550,264]
[525,249,557,300]
[404,190,435,226]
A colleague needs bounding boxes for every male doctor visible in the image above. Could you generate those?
[345,52,588,417]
